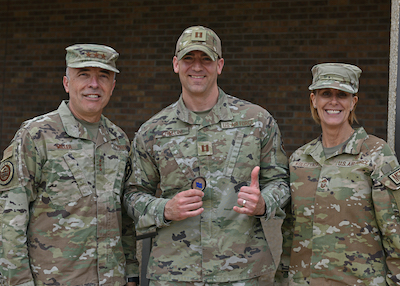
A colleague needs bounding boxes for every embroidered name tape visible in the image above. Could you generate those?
[336,160,369,167]
[156,129,189,138]
[47,143,79,151]
[221,119,255,129]
[291,161,319,168]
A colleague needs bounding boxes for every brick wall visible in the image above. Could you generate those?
[0,0,391,156]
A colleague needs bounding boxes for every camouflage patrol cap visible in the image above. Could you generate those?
[175,26,222,61]
[308,63,362,94]
[65,44,120,73]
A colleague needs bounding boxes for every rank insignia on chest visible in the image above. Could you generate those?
[198,141,213,156]
[221,119,255,129]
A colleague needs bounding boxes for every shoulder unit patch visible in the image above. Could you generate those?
[0,161,14,186]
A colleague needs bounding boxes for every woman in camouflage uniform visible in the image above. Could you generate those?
[278,63,400,285]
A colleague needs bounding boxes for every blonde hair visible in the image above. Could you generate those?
[310,90,358,125]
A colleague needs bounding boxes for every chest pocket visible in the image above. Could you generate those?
[224,130,260,181]
[168,142,196,180]
[43,150,93,206]
[224,131,244,176]
[157,142,196,194]
[64,152,93,196]
[154,128,195,194]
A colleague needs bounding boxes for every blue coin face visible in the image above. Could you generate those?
[191,177,206,191]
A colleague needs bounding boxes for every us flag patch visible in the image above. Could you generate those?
[389,167,400,185]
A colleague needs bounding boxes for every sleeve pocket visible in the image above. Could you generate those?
[379,169,400,208]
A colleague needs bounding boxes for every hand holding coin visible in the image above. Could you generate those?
[164,177,205,221]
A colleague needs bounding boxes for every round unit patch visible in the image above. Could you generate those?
[0,161,14,186]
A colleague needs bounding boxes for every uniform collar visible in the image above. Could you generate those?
[304,127,368,163]
[58,100,117,143]
[175,87,233,126]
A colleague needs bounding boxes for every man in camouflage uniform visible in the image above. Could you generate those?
[276,63,400,285]
[124,26,290,285]
[0,44,139,286]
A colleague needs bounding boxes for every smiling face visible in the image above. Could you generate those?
[63,67,115,122]
[173,50,224,99]
[310,88,358,130]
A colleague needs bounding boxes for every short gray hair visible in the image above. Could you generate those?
[65,67,116,80]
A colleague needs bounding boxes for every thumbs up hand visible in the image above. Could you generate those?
[233,166,266,216]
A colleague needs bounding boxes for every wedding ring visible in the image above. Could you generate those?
[242,199,247,206]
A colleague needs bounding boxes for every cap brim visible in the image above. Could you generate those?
[67,61,120,73]
[177,45,218,61]
[308,80,357,94]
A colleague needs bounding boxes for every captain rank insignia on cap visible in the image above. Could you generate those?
[192,30,207,41]
[175,26,222,61]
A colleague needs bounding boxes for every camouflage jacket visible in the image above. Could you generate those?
[280,127,400,285]
[124,88,290,283]
[0,101,138,286]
